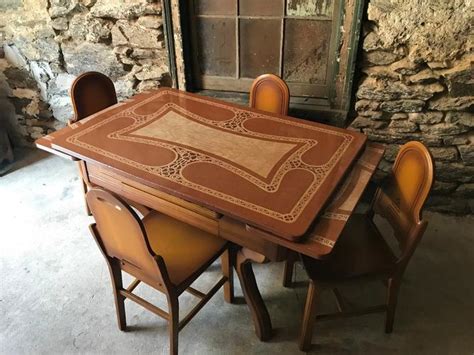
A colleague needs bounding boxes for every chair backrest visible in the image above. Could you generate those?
[249,74,290,116]
[372,141,434,267]
[69,71,117,123]
[86,188,170,290]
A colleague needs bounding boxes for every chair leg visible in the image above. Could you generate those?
[82,179,92,216]
[167,296,179,355]
[299,280,319,352]
[282,260,294,288]
[385,278,400,333]
[221,248,235,304]
[108,259,126,331]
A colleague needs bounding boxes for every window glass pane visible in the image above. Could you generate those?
[239,0,283,16]
[194,0,236,15]
[196,18,236,76]
[240,19,281,78]
[283,20,331,83]
[286,0,333,17]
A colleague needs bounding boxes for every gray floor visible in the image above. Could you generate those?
[1,149,473,355]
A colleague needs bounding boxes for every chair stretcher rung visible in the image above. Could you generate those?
[120,289,169,320]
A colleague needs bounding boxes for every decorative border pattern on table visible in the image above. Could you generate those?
[65,89,356,224]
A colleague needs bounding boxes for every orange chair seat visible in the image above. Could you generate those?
[143,211,227,286]
[302,214,397,282]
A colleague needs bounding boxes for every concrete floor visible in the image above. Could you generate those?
[1,149,473,355]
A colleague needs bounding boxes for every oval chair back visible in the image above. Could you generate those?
[372,141,434,270]
[70,71,117,123]
[249,74,289,116]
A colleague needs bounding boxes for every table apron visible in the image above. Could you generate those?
[86,162,287,261]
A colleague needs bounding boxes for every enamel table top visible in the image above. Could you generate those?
[37,88,367,241]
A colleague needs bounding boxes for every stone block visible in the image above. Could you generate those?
[445,112,474,127]
[408,111,444,124]
[48,95,73,122]
[435,162,474,183]
[458,144,474,165]
[437,55,474,97]
[49,73,76,95]
[90,0,161,19]
[454,183,474,198]
[134,64,167,81]
[379,99,425,113]
[355,99,380,112]
[87,18,113,43]
[407,68,440,84]
[432,180,458,194]
[51,17,69,31]
[3,45,28,69]
[428,96,474,111]
[429,147,459,162]
[357,77,444,101]
[137,15,162,29]
[388,119,418,133]
[49,0,78,18]
[419,122,469,136]
[62,42,126,80]
[350,116,387,129]
[115,20,162,49]
[364,50,401,66]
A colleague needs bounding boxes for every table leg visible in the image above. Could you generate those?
[235,248,272,341]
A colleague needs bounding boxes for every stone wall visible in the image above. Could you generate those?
[0,0,170,146]
[350,0,473,213]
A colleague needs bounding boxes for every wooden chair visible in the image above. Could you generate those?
[86,188,230,355]
[249,74,290,116]
[68,72,149,216]
[298,141,434,351]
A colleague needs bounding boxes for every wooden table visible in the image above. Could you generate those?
[36,88,384,340]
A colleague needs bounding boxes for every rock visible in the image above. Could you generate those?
[390,113,408,120]
[443,132,473,146]
[363,129,443,146]
[48,95,72,122]
[114,78,136,98]
[420,122,469,136]
[428,96,474,111]
[427,62,449,70]
[362,31,383,52]
[111,25,129,46]
[3,45,28,69]
[90,0,161,19]
[432,180,458,194]
[11,88,37,100]
[425,196,471,214]
[458,144,474,165]
[137,15,162,29]
[357,77,444,101]
[355,99,380,112]
[379,99,425,113]
[62,42,126,80]
[388,119,418,133]
[350,116,387,129]
[389,58,420,75]
[115,20,162,48]
[68,14,88,40]
[407,68,440,84]
[81,0,96,7]
[437,55,474,97]
[130,48,163,59]
[51,17,69,31]
[435,162,474,183]
[367,1,471,62]
[455,183,474,198]
[408,111,444,124]
[357,110,384,119]
[383,144,402,162]
[49,0,78,18]
[30,61,53,83]
[3,67,36,89]
[362,66,399,80]
[364,50,401,66]
[137,79,161,92]
[49,73,76,95]
[134,64,167,81]
[86,18,113,43]
[445,112,474,126]
[429,147,459,162]
[14,27,59,62]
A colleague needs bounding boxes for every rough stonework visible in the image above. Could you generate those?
[352,0,473,213]
[0,0,169,146]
